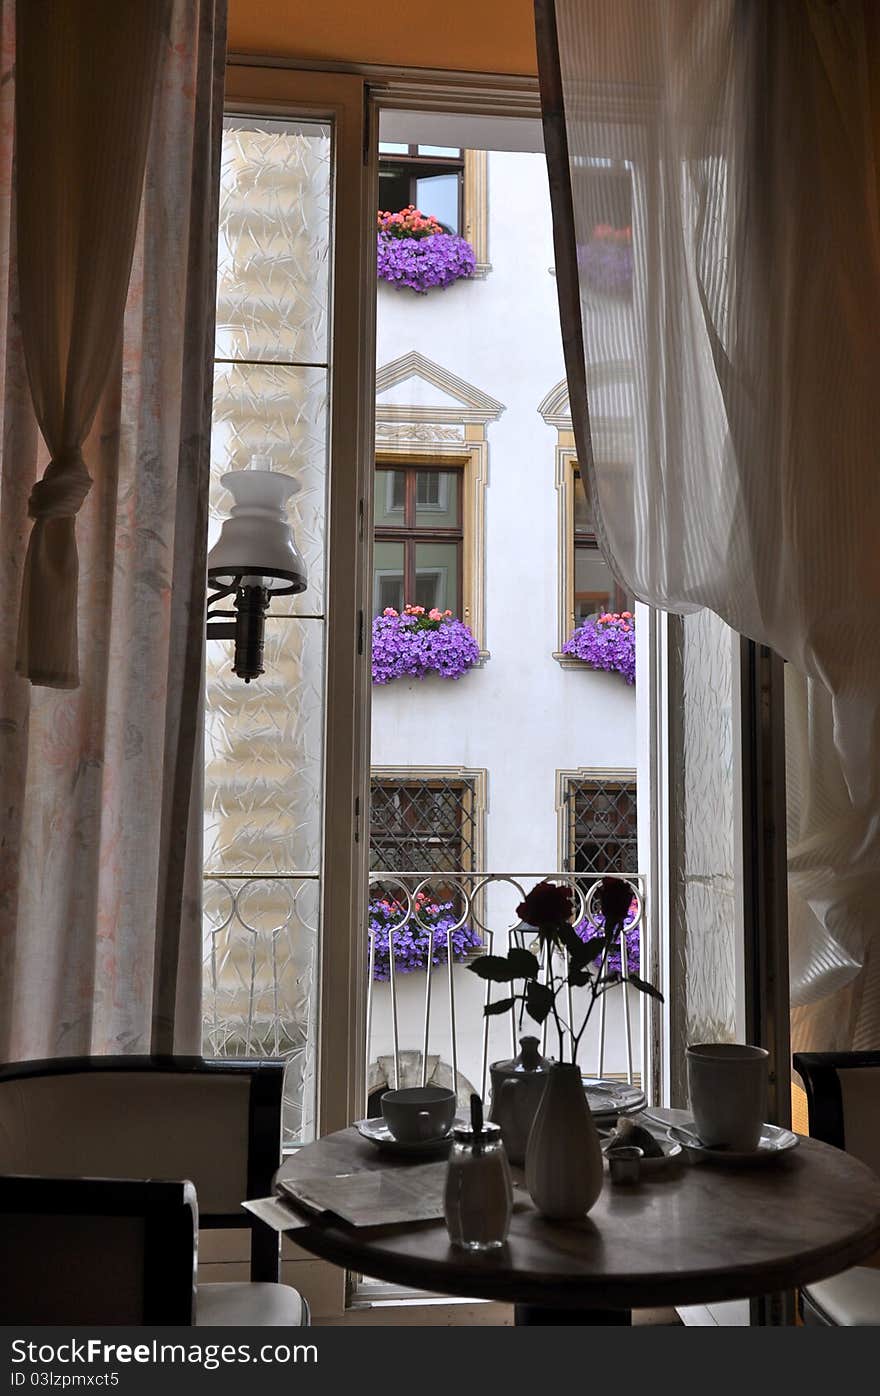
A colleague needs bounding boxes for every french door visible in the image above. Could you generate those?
[208,64,377,1144]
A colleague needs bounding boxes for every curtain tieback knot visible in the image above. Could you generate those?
[27,449,92,520]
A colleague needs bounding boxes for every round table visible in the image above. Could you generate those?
[274,1119,880,1322]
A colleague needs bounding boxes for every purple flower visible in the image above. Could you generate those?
[369,896,482,981]
[574,910,640,976]
[377,232,476,293]
[578,237,633,297]
[371,612,480,684]
[563,612,635,684]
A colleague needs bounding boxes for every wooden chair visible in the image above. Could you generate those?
[0,1056,308,1326]
[793,1050,880,1325]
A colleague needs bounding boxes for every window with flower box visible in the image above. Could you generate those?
[571,465,629,626]
[378,143,464,234]
[560,771,638,876]
[373,463,463,616]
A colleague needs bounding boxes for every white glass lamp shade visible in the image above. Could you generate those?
[207,467,307,594]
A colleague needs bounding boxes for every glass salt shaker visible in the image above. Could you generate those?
[444,1120,513,1251]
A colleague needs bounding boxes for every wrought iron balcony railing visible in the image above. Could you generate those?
[202,870,644,1139]
[365,871,644,1105]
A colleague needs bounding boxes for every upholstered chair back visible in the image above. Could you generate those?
[0,1058,284,1280]
[794,1052,880,1178]
[0,1176,197,1324]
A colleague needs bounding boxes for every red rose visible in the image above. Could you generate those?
[597,876,632,930]
[517,880,574,927]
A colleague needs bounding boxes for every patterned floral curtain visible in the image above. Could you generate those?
[0,0,227,1057]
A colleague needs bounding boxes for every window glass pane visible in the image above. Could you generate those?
[415,173,459,233]
[374,469,407,527]
[415,540,459,614]
[378,165,412,213]
[210,362,328,616]
[207,116,333,1147]
[415,469,459,528]
[370,779,476,875]
[203,874,318,1138]
[379,142,409,154]
[574,544,616,622]
[417,145,461,158]
[374,541,405,614]
[566,779,637,875]
[216,119,331,364]
[573,469,594,535]
[205,619,325,876]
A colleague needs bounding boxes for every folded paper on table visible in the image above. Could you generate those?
[243,1194,313,1233]
[275,1161,448,1228]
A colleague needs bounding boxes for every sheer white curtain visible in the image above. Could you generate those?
[539,0,880,1050]
[0,0,226,1058]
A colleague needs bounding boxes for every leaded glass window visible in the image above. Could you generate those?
[369,776,478,874]
[563,775,637,875]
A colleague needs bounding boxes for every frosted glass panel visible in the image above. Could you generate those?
[205,114,333,1147]
[670,610,738,1103]
[205,619,325,876]
[215,120,331,364]
[210,363,328,615]
[202,875,319,1145]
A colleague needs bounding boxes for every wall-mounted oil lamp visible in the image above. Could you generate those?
[207,455,307,682]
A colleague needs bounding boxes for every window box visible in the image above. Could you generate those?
[562,611,636,684]
[371,607,480,684]
[377,208,475,293]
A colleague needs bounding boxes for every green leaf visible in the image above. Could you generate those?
[525,980,555,1025]
[468,955,517,983]
[596,971,622,989]
[484,996,516,1017]
[629,973,664,1003]
[506,947,540,980]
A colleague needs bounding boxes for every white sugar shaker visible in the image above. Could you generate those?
[444,1120,513,1251]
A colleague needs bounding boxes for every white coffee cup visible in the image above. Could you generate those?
[686,1042,768,1152]
[381,1086,456,1143]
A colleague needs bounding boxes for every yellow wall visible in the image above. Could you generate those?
[227,0,538,76]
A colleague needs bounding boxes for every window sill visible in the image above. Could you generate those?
[553,650,589,670]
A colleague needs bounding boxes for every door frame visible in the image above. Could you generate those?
[223,65,377,1143]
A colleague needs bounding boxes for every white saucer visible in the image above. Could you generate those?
[354,1117,454,1157]
[601,1127,683,1172]
[668,1120,799,1165]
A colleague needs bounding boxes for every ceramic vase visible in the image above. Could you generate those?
[524,1062,604,1220]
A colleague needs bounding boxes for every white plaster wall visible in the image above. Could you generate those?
[370,151,639,1086]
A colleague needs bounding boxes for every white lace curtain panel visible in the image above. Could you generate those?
[0,0,227,1058]
[537,0,880,1051]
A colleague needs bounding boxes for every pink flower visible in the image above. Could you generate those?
[383,607,398,617]
[428,607,442,621]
